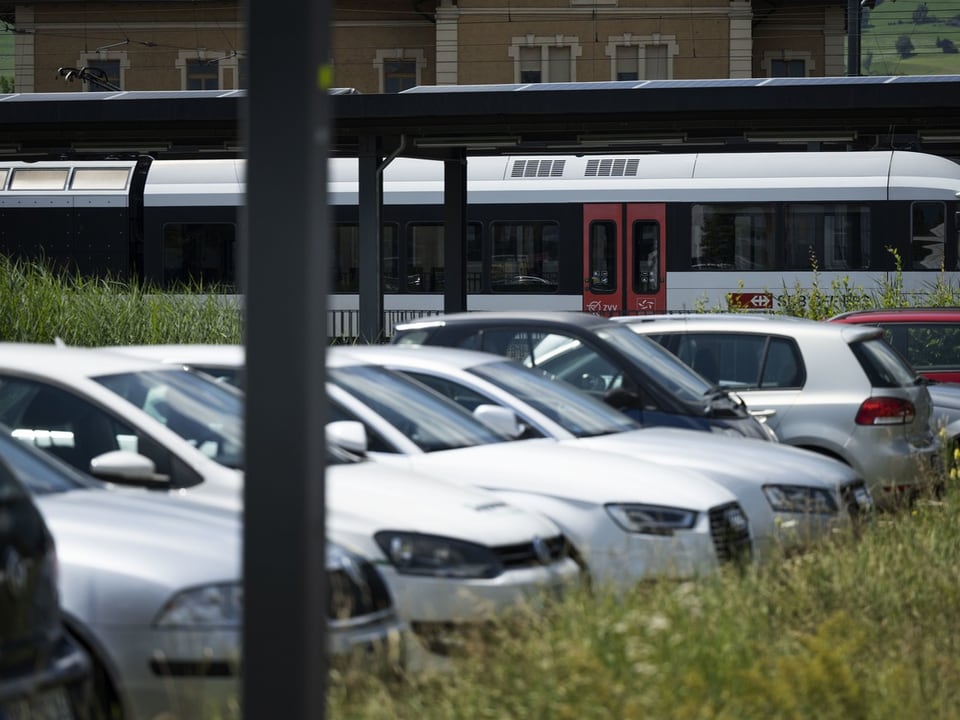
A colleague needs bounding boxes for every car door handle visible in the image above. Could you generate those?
[749,408,777,418]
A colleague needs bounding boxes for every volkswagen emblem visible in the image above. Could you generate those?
[531,536,552,565]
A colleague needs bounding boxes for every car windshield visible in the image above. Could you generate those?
[595,325,716,405]
[329,364,508,452]
[0,427,93,495]
[94,369,244,469]
[469,360,640,438]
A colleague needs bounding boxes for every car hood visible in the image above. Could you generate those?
[36,487,241,624]
[576,427,861,489]
[325,460,563,555]
[371,439,736,511]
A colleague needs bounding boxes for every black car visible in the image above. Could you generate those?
[0,452,91,720]
[391,311,774,441]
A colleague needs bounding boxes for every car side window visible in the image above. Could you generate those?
[897,323,960,374]
[759,338,804,388]
[668,333,765,389]
[403,372,490,413]
[0,377,196,487]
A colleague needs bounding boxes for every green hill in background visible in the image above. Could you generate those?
[861,0,960,74]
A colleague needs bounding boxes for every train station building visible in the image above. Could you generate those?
[4,0,892,93]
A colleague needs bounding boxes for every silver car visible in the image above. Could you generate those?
[614,313,941,504]
[0,427,406,720]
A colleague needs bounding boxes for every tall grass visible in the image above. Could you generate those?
[0,257,243,345]
[330,485,960,719]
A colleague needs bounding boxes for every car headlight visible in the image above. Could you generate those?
[763,485,838,515]
[605,504,698,535]
[374,532,503,579]
[154,582,243,628]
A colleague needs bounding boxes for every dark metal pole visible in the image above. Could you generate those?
[358,136,384,343]
[847,0,861,76]
[443,150,468,313]
[242,0,330,717]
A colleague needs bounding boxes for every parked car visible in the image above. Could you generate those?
[613,313,941,503]
[107,343,756,588]
[829,308,960,383]
[0,423,408,719]
[325,348,755,589]
[337,343,874,558]
[326,441,581,659]
[390,311,776,442]
[0,445,92,720]
[0,344,581,669]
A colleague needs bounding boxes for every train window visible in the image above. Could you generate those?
[333,223,400,293]
[70,168,131,191]
[691,204,775,270]
[9,168,69,191]
[467,224,482,293]
[407,224,444,293]
[491,222,559,293]
[911,202,945,270]
[785,204,870,270]
[632,221,660,293]
[162,222,236,289]
[0,169,7,189]
[589,221,617,292]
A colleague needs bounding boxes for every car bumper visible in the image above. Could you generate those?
[848,432,942,502]
[381,558,581,623]
[583,528,724,589]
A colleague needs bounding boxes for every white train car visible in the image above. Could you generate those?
[1,150,959,322]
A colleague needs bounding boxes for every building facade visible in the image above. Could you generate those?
[8,0,847,93]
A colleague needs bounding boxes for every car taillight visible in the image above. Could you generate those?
[855,397,915,425]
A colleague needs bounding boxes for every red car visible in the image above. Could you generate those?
[829,308,960,383]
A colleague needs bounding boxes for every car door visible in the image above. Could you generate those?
[655,331,803,437]
[0,377,200,488]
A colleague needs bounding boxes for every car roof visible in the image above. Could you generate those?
[333,343,506,372]
[829,308,960,322]
[105,343,245,367]
[395,310,615,332]
[613,313,883,341]
[0,342,177,378]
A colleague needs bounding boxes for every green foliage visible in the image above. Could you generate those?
[0,256,242,345]
[330,484,960,718]
[771,246,960,319]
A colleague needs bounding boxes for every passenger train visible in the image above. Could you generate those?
[1,149,958,320]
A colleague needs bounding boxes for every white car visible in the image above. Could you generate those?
[0,343,583,666]
[0,424,404,720]
[106,343,757,589]
[326,442,581,659]
[332,343,875,559]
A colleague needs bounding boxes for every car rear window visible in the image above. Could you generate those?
[849,338,920,388]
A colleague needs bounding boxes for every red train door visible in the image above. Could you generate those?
[582,203,666,316]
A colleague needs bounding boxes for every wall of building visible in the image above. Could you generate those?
[8,0,854,94]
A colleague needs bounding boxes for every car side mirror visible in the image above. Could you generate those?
[89,450,170,488]
[472,404,524,439]
[326,420,368,455]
